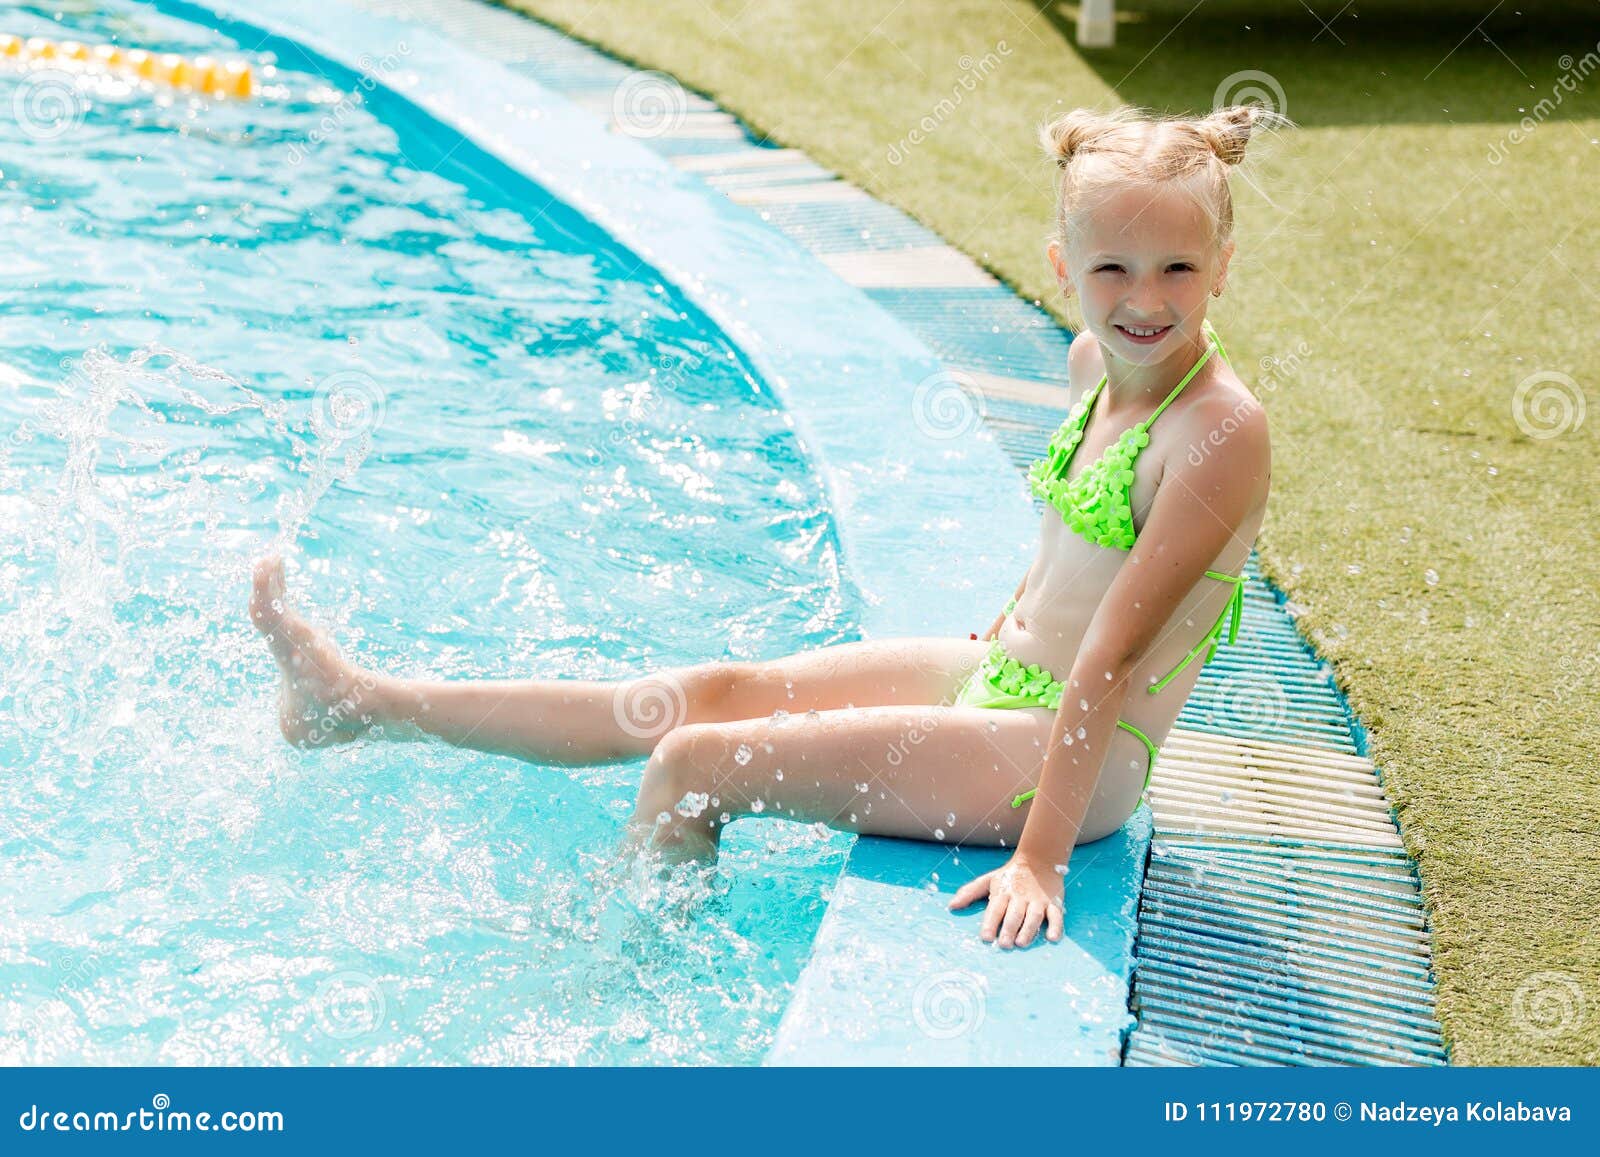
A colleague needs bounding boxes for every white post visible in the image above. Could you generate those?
[1077,0,1116,48]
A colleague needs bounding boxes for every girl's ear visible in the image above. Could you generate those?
[1046,241,1072,295]
[1213,239,1236,296]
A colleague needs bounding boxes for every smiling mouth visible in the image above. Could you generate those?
[1114,324,1172,344]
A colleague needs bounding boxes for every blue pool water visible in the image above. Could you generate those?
[0,0,860,1063]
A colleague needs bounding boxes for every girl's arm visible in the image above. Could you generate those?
[1017,407,1267,869]
[980,570,1029,641]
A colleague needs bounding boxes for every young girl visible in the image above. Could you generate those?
[250,104,1278,952]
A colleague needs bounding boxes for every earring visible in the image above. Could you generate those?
[1211,286,1223,298]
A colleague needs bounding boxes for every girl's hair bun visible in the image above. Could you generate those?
[1198,105,1264,166]
[1038,104,1294,249]
[1039,107,1131,169]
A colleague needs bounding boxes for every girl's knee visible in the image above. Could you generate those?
[638,724,721,812]
[646,722,719,776]
[634,728,728,855]
[661,660,748,726]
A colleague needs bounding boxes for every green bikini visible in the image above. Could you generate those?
[954,320,1248,808]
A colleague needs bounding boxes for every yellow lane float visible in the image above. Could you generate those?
[0,32,256,98]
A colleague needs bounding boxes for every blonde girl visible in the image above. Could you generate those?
[249,104,1281,949]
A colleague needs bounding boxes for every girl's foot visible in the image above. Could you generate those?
[249,555,387,747]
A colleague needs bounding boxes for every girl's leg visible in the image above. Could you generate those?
[249,556,991,766]
[628,700,1149,860]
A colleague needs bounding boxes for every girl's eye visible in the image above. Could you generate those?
[1167,264,1196,273]
[1094,264,1124,274]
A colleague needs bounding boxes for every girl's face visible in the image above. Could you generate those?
[1049,180,1233,368]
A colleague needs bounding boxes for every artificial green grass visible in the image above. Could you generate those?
[495,0,1600,1065]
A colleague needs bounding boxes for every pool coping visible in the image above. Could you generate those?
[152,0,1150,1064]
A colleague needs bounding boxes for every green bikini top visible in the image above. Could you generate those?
[1012,318,1247,705]
[1028,320,1231,550]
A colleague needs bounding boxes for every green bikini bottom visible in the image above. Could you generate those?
[953,619,1159,810]
[958,575,1246,809]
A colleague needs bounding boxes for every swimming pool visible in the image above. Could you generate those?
[0,0,873,1064]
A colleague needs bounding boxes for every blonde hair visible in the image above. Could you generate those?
[1039,105,1292,252]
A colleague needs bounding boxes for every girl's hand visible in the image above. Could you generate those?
[948,853,1065,948]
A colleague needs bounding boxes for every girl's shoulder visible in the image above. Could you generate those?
[1065,329,1103,406]
[1188,342,1269,436]
[1164,346,1272,490]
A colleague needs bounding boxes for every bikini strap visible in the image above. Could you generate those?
[1141,338,1218,432]
[1202,318,1231,366]
[1081,374,1109,426]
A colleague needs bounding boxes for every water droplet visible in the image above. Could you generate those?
[934,828,946,840]
[1076,726,1086,739]
[674,791,709,818]
[749,798,766,814]
[774,768,784,781]
[734,744,753,765]
[719,812,731,824]
[1424,568,1439,586]
[1079,698,1089,710]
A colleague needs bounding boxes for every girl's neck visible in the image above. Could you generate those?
[1099,328,1213,414]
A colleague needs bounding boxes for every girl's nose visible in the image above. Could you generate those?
[1126,285,1164,313]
